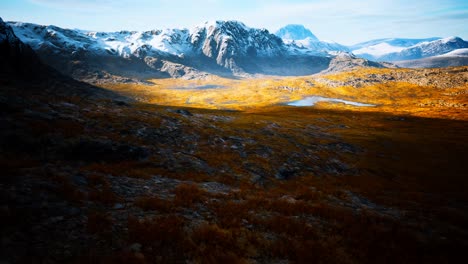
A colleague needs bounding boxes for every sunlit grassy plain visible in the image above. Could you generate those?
[102,67,468,120]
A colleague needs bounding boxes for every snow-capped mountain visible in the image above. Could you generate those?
[275,24,318,41]
[275,24,349,55]
[351,37,468,61]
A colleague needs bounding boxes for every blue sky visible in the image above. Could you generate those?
[1,0,467,44]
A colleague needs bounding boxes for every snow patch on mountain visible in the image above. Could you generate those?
[86,29,192,57]
[9,22,95,51]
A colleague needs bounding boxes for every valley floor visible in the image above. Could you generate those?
[1,67,468,263]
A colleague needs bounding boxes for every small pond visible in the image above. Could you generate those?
[287,96,375,107]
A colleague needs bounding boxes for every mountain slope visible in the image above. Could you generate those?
[0,18,43,79]
[0,17,123,99]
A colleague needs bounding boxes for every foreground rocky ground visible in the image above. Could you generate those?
[1,67,468,263]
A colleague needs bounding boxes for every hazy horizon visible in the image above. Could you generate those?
[1,0,467,45]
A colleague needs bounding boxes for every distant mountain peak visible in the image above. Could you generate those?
[275,24,318,41]
[205,20,249,27]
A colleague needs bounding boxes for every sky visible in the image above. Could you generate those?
[1,0,467,45]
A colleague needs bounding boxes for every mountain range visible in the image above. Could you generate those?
[351,37,468,61]
[4,19,468,81]
[7,20,335,80]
